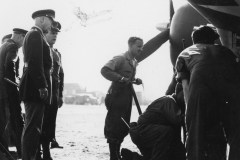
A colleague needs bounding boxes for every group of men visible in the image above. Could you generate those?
[101,26,240,160]
[101,36,186,160]
[0,9,64,160]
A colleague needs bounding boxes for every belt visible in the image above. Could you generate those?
[24,62,28,67]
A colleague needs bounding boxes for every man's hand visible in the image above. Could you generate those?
[135,78,142,85]
[39,88,48,100]
[58,97,64,108]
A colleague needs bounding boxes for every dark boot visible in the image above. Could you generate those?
[121,148,133,160]
[50,138,63,149]
[109,143,122,160]
[42,141,53,160]
[36,148,42,160]
[121,148,143,160]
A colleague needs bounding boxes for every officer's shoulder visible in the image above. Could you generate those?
[113,53,125,59]
[26,30,42,41]
[5,40,18,50]
[162,95,176,103]
[8,42,18,50]
[28,29,41,37]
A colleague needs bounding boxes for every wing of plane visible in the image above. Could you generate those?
[187,0,240,34]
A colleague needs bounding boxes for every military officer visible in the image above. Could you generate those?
[41,21,64,160]
[0,28,27,159]
[101,37,143,160]
[19,9,55,160]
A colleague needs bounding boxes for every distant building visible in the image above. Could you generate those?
[63,83,86,97]
[63,83,105,105]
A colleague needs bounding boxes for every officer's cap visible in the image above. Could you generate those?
[13,28,28,35]
[51,21,61,32]
[32,9,55,20]
[2,34,12,42]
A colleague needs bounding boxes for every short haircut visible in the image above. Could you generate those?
[192,26,219,44]
[128,37,143,46]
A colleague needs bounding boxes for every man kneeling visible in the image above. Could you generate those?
[121,83,186,160]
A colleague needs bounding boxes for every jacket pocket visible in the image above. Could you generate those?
[105,89,115,110]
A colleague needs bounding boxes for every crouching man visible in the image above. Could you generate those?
[121,83,186,160]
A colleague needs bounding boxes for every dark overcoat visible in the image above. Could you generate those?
[0,39,24,154]
[19,26,52,104]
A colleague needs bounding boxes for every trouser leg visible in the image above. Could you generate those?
[41,103,53,159]
[10,104,24,158]
[109,143,122,160]
[150,126,174,160]
[7,86,24,158]
[109,143,118,160]
[186,87,227,160]
[132,125,174,160]
[42,140,52,160]
[21,101,45,160]
[223,86,240,160]
[42,103,56,142]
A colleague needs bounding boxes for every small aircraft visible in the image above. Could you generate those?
[136,0,240,94]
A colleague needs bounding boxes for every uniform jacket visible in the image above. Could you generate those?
[137,95,182,126]
[101,51,138,82]
[0,39,19,99]
[19,26,53,104]
[175,44,237,83]
[51,47,64,97]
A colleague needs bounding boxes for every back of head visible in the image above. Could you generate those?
[2,34,12,44]
[192,26,219,44]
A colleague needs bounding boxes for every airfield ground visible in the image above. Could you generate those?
[50,104,144,160]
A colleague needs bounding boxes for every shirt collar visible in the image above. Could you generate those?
[125,51,139,66]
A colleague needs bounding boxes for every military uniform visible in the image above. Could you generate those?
[175,44,240,160]
[101,51,137,142]
[19,25,53,160]
[101,51,139,159]
[42,47,64,143]
[127,95,186,160]
[0,38,24,157]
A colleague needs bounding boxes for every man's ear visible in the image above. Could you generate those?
[40,16,45,23]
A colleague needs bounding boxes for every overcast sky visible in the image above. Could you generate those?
[0,0,187,101]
